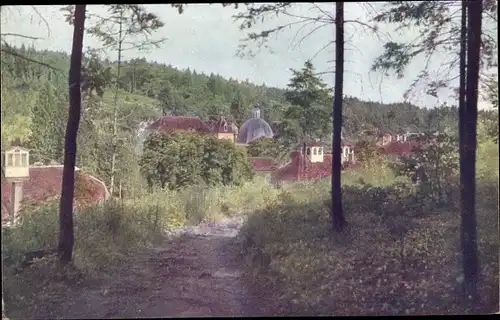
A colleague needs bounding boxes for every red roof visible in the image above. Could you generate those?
[1,166,110,221]
[272,151,335,182]
[298,140,354,150]
[248,157,278,172]
[301,139,323,147]
[148,116,212,133]
[379,141,421,157]
[210,117,235,134]
[342,141,354,147]
[378,132,394,137]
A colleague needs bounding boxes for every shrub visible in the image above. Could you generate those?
[140,132,254,190]
[246,137,280,158]
[390,130,459,205]
[354,139,383,164]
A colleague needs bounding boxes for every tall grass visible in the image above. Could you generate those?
[1,176,279,274]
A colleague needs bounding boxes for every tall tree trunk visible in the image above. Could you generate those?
[109,9,124,196]
[2,294,6,319]
[461,0,482,302]
[459,0,467,192]
[58,4,86,264]
[331,1,346,232]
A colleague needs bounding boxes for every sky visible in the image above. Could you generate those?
[1,4,496,109]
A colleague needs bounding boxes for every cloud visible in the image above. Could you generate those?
[1,4,495,109]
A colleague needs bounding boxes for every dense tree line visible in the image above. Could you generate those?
[1,45,475,149]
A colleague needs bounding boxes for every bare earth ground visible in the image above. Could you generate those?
[4,217,285,319]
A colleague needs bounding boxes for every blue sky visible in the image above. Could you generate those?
[1,4,495,109]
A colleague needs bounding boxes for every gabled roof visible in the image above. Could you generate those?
[148,116,212,133]
[248,157,278,172]
[379,141,421,157]
[1,166,110,221]
[2,146,30,153]
[297,139,324,148]
[209,117,235,134]
[295,139,354,150]
[272,152,334,182]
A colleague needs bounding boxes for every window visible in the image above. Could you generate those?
[14,153,21,166]
[306,148,311,156]
[7,154,13,166]
[318,148,323,155]
[223,124,228,132]
[21,153,28,167]
[313,148,317,155]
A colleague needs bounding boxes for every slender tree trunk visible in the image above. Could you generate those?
[58,4,86,264]
[2,294,6,319]
[461,0,482,302]
[109,10,124,196]
[435,110,442,202]
[459,0,467,191]
[458,0,467,212]
[331,1,346,232]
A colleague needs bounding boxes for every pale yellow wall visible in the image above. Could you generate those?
[217,133,235,142]
[310,146,324,163]
[3,149,29,179]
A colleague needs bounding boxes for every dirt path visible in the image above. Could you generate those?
[47,217,281,318]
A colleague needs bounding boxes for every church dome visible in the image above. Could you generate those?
[237,106,274,144]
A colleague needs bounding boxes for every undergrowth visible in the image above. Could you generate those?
[239,141,499,316]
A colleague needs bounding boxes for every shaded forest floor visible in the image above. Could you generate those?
[3,217,285,319]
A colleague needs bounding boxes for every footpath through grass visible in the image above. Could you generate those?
[1,177,281,318]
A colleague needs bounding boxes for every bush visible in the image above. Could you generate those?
[246,137,280,158]
[390,131,459,205]
[140,132,254,190]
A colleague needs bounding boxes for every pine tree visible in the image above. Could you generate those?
[284,60,331,141]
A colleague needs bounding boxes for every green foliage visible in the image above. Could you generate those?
[371,1,498,97]
[1,178,277,274]
[353,140,382,164]
[246,137,279,158]
[239,148,498,315]
[284,61,332,141]
[0,44,489,196]
[28,81,66,163]
[391,131,459,205]
[481,72,498,108]
[230,90,249,125]
[477,110,498,144]
[140,132,254,190]
[158,80,186,115]
[82,48,113,98]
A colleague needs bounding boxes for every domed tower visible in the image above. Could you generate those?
[237,105,274,144]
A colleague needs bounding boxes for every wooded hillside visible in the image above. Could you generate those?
[1,45,465,142]
[1,45,482,193]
